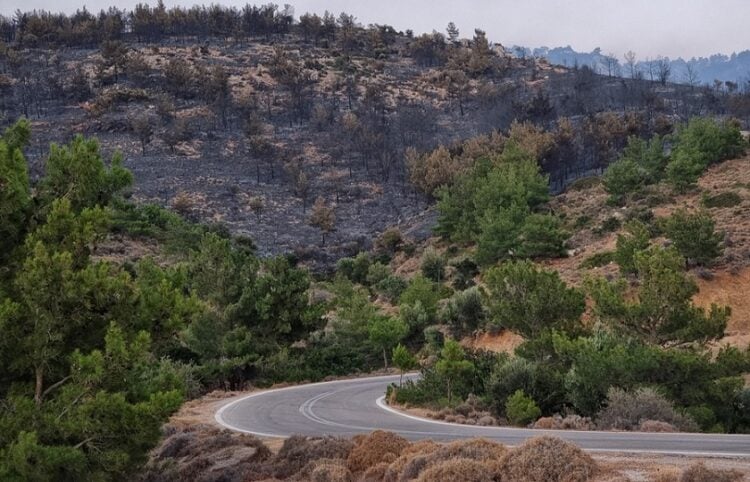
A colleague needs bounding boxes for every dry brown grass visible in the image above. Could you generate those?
[346,430,410,473]
[496,436,598,482]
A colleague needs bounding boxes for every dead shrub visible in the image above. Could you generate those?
[309,460,353,482]
[273,435,354,478]
[146,425,272,482]
[433,438,507,462]
[415,457,495,482]
[395,438,507,480]
[638,420,677,432]
[679,462,743,482]
[651,467,680,482]
[533,417,556,429]
[171,191,195,215]
[361,461,391,482]
[596,387,697,432]
[398,454,433,481]
[477,415,497,426]
[346,430,410,473]
[496,436,598,482]
[383,440,440,482]
[533,414,594,431]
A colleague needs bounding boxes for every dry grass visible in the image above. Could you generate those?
[496,436,598,482]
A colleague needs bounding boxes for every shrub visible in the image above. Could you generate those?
[505,390,541,426]
[273,435,354,477]
[400,301,430,335]
[421,248,446,283]
[440,287,486,335]
[679,462,743,482]
[702,191,742,209]
[374,275,407,302]
[310,460,353,482]
[663,209,723,266]
[596,216,621,234]
[603,158,648,202]
[596,387,698,432]
[566,176,601,191]
[484,260,585,338]
[374,227,403,255]
[346,431,409,473]
[666,149,705,192]
[451,256,479,290]
[432,438,507,462]
[638,420,677,432]
[532,414,595,431]
[580,251,615,269]
[399,275,441,322]
[489,358,535,415]
[614,220,651,274]
[514,213,568,258]
[415,458,495,482]
[496,436,597,482]
[336,252,371,284]
[365,262,390,286]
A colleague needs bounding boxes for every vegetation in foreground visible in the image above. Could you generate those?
[141,426,745,482]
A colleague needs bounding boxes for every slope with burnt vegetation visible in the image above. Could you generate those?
[0,3,742,266]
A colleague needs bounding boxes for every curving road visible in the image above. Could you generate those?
[215,374,750,457]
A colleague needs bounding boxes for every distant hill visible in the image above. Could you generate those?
[513,45,750,87]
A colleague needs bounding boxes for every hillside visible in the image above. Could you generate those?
[0,4,740,267]
[1,5,750,481]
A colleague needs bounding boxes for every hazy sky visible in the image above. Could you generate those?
[2,0,748,59]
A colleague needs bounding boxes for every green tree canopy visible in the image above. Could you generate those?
[484,260,586,338]
[663,209,723,266]
[588,247,729,345]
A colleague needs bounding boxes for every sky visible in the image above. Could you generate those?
[1,0,748,60]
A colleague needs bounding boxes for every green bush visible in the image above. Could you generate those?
[603,158,648,202]
[440,287,486,335]
[595,216,621,235]
[505,390,541,426]
[451,256,479,290]
[374,275,407,302]
[421,248,446,283]
[399,275,441,322]
[366,262,390,286]
[702,191,743,209]
[580,251,615,269]
[666,117,746,192]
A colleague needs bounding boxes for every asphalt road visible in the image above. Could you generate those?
[215,374,750,457]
